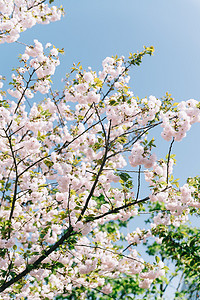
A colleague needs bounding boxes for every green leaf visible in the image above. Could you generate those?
[155,256,160,263]
[94,77,103,88]
[119,172,131,182]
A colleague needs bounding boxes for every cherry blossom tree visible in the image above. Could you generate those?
[0,1,199,299]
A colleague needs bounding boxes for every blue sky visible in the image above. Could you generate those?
[1,0,199,185]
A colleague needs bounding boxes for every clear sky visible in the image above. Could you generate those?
[1,0,200,186]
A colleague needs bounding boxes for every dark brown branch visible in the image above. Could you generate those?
[107,121,162,161]
[75,244,143,264]
[77,121,112,221]
[94,103,107,143]
[57,117,106,154]
[67,185,72,227]
[90,195,150,222]
[0,226,74,292]
[136,165,141,201]
[166,137,175,185]
[27,0,46,10]
[4,130,19,224]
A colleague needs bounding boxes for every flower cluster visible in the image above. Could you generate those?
[161,99,200,141]
[7,40,60,100]
[0,0,63,43]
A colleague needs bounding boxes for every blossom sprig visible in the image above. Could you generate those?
[0,0,63,44]
[7,40,61,103]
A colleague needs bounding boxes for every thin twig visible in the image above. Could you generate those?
[136,165,141,201]
[166,137,175,185]
[75,244,144,264]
